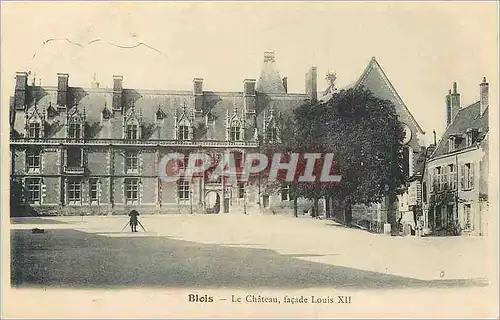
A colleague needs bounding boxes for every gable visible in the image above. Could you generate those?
[355,58,425,140]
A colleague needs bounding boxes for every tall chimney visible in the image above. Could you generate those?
[14,72,28,110]
[243,79,256,113]
[193,78,203,113]
[305,66,317,101]
[57,73,69,108]
[445,89,452,126]
[282,77,288,93]
[449,82,460,125]
[112,75,123,111]
[480,77,489,115]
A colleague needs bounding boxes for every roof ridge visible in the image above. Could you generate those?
[354,57,425,134]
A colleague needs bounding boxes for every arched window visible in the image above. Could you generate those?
[230,119,241,141]
[178,119,190,141]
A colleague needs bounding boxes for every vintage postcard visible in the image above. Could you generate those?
[1,1,498,318]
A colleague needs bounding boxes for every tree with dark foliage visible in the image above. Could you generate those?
[293,87,405,226]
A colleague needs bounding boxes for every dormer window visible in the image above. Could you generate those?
[178,119,190,141]
[465,129,473,147]
[47,103,57,119]
[448,136,456,152]
[127,123,138,140]
[267,125,278,142]
[68,117,82,139]
[230,119,241,141]
[28,122,41,138]
[156,108,164,121]
[124,107,142,140]
[206,112,215,126]
[102,107,112,121]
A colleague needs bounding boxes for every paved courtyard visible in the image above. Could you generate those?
[10,213,491,289]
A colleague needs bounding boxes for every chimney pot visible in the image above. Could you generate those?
[282,77,288,93]
[480,77,489,115]
[113,75,123,91]
[305,66,318,101]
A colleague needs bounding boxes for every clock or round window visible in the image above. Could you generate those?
[402,124,412,145]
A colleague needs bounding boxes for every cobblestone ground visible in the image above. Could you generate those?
[10,213,492,288]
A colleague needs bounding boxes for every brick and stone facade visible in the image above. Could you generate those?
[9,52,319,216]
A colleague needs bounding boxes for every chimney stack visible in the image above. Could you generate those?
[282,77,288,93]
[14,72,28,110]
[446,82,460,127]
[57,73,69,108]
[243,79,256,113]
[305,66,317,101]
[480,77,489,115]
[193,78,203,113]
[112,75,123,111]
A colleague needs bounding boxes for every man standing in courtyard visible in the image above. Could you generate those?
[129,210,140,232]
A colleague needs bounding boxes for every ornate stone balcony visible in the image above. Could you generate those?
[10,138,258,148]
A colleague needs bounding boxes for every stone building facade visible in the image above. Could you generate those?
[423,79,489,236]
[9,52,318,216]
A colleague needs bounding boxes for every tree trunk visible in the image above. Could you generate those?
[325,197,331,218]
[344,200,352,227]
[314,197,319,218]
[293,197,298,218]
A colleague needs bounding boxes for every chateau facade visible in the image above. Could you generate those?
[9,52,424,219]
[10,52,318,216]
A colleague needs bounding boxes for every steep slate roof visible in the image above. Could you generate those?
[319,57,425,143]
[256,52,286,94]
[431,101,489,159]
[354,57,425,136]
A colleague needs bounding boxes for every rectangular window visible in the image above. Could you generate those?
[26,150,40,172]
[448,164,455,189]
[28,122,41,138]
[127,124,138,140]
[25,178,41,202]
[434,167,442,191]
[462,163,475,190]
[178,125,189,141]
[68,123,81,138]
[66,147,83,167]
[463,204,472,230]
[177,179,190,200]
[126,151,139,172]
[230,126,240,141]
[238,183,245,199]
[125,178,139,203]
[90,179,99,202]
[67,179,81,203]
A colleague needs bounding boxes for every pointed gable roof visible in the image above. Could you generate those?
[256,52,286,94]
[354,57,425,135]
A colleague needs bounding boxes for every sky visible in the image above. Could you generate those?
[1,2,498,144]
